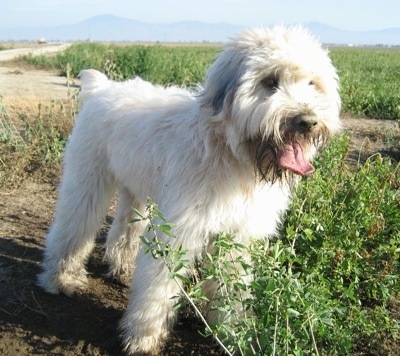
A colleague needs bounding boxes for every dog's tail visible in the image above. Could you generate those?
[78,69,109,103]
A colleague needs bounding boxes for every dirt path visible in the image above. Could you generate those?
[341,114,400,165]
[0,66,78,99]
[0,64,399,355]
[0,43,71,62]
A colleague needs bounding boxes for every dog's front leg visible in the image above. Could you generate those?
[119,248,185,355]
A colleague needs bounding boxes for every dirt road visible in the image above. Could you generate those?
[0,43,71,62]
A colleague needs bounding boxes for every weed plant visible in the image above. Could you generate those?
[250,135,399,355]
[0,92,77,186]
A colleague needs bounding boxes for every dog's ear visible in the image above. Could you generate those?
[201,49,246,115]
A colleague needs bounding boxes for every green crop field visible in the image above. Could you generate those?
[330,47,400,120]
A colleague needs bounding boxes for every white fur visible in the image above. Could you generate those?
[37,26,341,354]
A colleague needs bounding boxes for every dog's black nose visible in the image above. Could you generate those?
[295,115,318,131]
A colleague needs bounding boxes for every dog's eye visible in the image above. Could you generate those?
[308,79,324,93]
[261,77,279,91]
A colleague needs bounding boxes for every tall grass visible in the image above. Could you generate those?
[0,94,77,186]
[22,43,219,86]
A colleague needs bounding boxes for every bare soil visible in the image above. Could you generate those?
[0,63,399,355]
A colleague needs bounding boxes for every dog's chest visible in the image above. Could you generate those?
[210,183,291,240]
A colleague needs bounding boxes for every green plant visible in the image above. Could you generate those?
[0,97,23,145]
[274,135,399,354]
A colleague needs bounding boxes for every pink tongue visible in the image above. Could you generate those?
[277,141,315,176]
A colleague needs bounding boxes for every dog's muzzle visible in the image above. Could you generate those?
[275,114,321,176]
[251,112,332,181]
[293,114,318,133]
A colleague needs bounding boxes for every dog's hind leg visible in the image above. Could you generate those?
[104,187,145,285]
[37,146,115,296]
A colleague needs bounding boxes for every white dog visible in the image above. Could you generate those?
[38,26,341,354]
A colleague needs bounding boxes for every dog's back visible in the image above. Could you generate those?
[78,69,193,107]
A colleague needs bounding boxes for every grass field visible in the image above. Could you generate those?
[1,43,399,355]
[17,42,400,121]
[330,47,400,120]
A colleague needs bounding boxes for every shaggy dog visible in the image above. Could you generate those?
[37,26,341,354]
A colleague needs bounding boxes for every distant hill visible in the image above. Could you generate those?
[0,15,242,43]
[306,22,400,46]
[1,15,399,45]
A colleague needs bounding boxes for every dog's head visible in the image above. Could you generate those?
[201,25,341,182]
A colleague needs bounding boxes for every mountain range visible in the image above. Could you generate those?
[1,15,399,45]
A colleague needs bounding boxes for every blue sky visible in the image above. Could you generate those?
[1,0,399,31]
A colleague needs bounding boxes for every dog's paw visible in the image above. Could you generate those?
[37,270,88,296]
[105,268,131,287]
[122,335,165,356]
